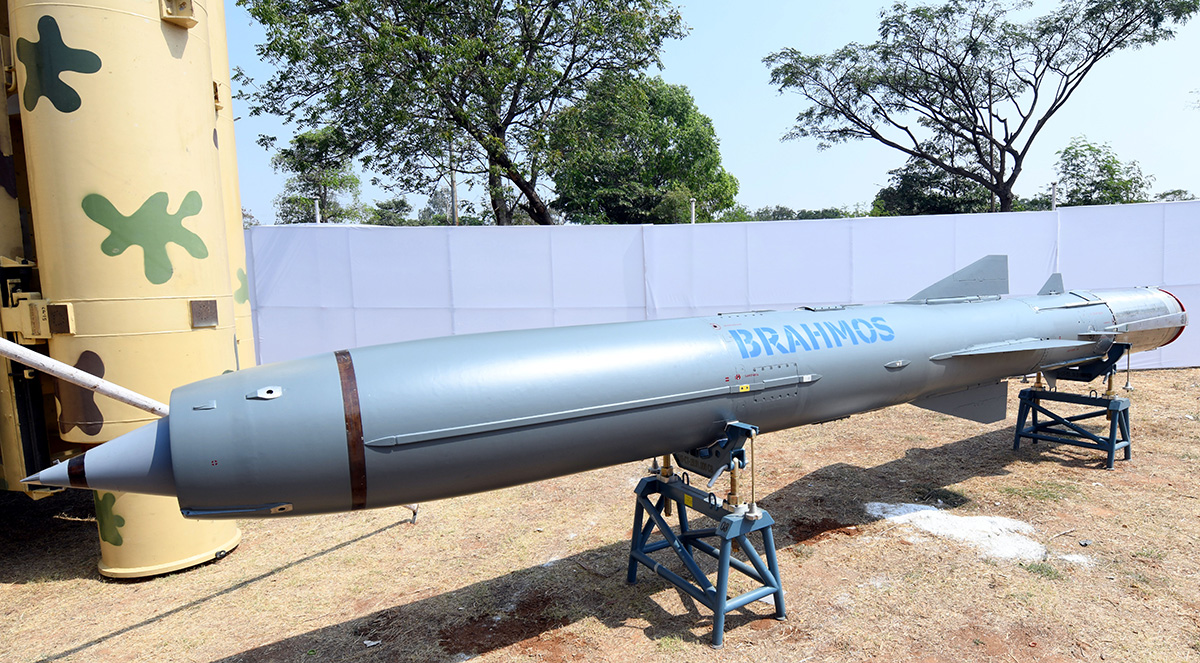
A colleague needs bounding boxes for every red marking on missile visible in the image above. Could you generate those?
[1160,288,1187,347]
[67,455,87,489]
[335,349,368,510]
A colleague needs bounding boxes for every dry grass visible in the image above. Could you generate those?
[3,369,1199,663]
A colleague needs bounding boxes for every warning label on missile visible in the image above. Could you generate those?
[729,317,895,359]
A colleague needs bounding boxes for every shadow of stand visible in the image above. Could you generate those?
[18,423,1111,662]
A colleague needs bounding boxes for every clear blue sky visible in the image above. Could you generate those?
[227,2,1200,224]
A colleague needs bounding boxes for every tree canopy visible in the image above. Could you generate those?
[545,74,738,224]
[871,156,992,216]
[766,0,1199,212]
[237,0,685,226]
[272,127,362,224]
[1054,136,1153,206]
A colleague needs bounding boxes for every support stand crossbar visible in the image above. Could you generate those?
[626,474,785,648]
[1013,388,1131,470]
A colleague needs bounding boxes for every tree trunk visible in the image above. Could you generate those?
[998,188,1014,213]
[487,161,511,226]
[487,147,553,226]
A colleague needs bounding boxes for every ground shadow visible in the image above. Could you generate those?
[13,424,1113,662]
[0,489,99,583]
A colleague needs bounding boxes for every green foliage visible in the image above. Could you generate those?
[272,127,363,224]
[1155,188,1195,201]
[753,205,847,220]
[767,0,1199,212]
[237,0,685,225]
[546,74,738,224]
[1055,136,1153,206]
[871,156,992,216]
[364,197,414,226]
[719,204,755,223]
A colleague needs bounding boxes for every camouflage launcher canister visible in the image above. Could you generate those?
[10,0,241,576]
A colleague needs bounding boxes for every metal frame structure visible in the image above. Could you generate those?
[1013,388,1132,470]
[626,474,785,648]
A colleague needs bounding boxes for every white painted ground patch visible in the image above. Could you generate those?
[864,502,1092,566]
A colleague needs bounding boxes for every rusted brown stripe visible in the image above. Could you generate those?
[67,455,88,489]
[335,349,368,510]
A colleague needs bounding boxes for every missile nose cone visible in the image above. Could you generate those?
[21,417,178,497]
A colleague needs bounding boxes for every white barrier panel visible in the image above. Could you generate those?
[246,202,1199,369]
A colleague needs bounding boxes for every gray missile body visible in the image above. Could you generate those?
[24,256,1187,517]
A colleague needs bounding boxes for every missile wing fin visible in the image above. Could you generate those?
[929,337,1095,360]
[911,380,1007,423]
[907,255,1008,301]
[1038,273,1065,296]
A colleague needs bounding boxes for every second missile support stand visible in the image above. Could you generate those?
[1014,370,1132,470]
[627,423,785,648]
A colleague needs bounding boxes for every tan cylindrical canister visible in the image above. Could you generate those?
[208,0,257,369]
[10,0,240,576]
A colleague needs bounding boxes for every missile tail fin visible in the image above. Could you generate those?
[1038,273,1065,296]
[908,255,1008,301]
[911,380,1008,423]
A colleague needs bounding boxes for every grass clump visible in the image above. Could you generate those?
[1021,562,1063,580]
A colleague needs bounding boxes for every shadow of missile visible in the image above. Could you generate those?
[14,423,1109,662]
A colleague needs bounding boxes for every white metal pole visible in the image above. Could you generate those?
[0,337,169,417]
[690,197,696,224]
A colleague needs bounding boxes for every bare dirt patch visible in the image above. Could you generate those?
[2,369,1199,662]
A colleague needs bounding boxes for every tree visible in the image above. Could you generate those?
[546,74,738,224]
[753,205,848,220]
[242,207,260,228]
[238,0,685,226]
[871,156,992,216]
[367,197,414,226]
[766,0,1199,212]
[272,127,362,224]
[1055,136,1152,206]
[1156,188,1195,201]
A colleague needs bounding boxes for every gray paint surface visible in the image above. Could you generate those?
[24,257,1188,518]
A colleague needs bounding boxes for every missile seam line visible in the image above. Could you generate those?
[335,350,368,510]
[364,384,739,447]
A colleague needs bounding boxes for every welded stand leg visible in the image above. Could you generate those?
[763,524,786,621]
[711,537,732,649]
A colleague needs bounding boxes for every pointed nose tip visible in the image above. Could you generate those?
[21,417,178,497]
[21,457,78,488]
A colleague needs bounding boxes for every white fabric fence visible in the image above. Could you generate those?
[245,201,1200,369]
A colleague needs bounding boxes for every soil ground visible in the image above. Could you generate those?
[2,369,1199,663]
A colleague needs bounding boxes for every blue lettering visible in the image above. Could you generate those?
[807,322,834,349]
[798,323,822,350]
[729,329,762,358]
[755,327,789,356]
[823,320,859,346]
[851,318,878,344]
[783,325,812,352]
[871,316,895,342]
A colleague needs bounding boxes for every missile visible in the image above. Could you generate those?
[23,256,1186,517]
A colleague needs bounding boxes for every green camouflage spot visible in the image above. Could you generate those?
[234,268,250,304]
[82,191,208,285]
[94,492,125,546]
[0,477,8,491]
[16,16,102,113]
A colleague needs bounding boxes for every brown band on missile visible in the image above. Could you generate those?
[335,349,368,510]
[67,455,88,489]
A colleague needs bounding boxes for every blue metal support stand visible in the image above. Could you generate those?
[626,474,785,648]
[1013,387,1131,470]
